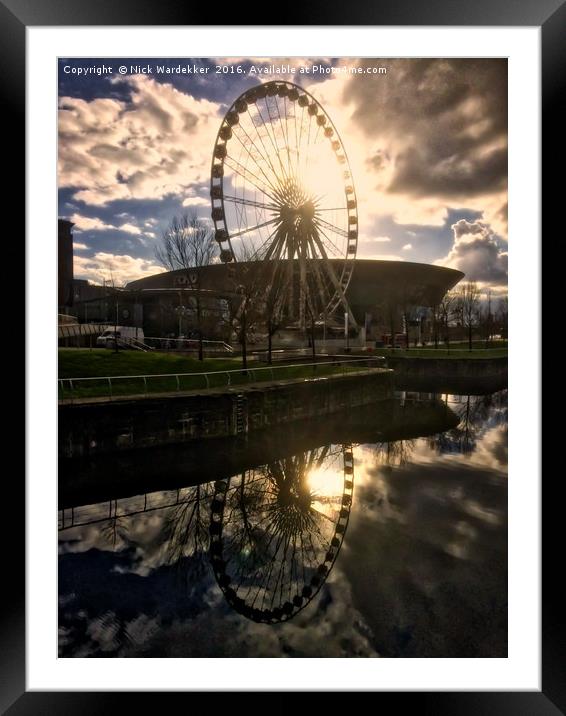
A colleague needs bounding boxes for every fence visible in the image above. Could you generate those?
[58,356,387,402]
[143,337,233,353]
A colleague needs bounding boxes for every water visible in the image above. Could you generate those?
[58,390,507,658]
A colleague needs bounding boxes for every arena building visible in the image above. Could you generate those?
[119,259,464,343]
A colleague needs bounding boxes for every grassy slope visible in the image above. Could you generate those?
[58,349,372,399]
[58,349,244,379]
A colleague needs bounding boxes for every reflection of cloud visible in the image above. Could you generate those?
[59,545,377,657]
[468,424,508,470]
[344,457,507,657]
[59,392,507,658]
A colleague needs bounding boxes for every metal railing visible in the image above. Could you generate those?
[143,337,233,353]
[58,356,387,402]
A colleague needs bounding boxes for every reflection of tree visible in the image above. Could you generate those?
[430,391,508,456]
[210,445,354,623]
[100,500,130,549]
[373,439,416,467]
[165,484,215,579]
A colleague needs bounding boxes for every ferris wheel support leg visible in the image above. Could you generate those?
[310,231,359,332]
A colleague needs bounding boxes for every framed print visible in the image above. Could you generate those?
[5,0,558,709]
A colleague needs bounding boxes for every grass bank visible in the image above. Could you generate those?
[58,348,378,399]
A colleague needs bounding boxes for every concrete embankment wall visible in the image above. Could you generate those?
[60,397,458,509]
[59,369,393,459]
[387,356,507,394]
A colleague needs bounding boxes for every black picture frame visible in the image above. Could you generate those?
[6,0,557,710]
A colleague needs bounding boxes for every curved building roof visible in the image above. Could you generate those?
[126,259,463,315]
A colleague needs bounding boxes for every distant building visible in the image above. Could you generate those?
[58,219,74,309]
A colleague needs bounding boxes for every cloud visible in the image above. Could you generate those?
[70,214,115,232]
[359,235,391,244]
[345,59,507,196]
[402,243,412,251]
[310,59,507,234]
[181,195,209,208]
[117,222,141,235]
[70,213,147,237]
[436,218,507,286]
[73,241,89,250]
[362,253,405,262]
[59,75,221,206]
[74,252,165,285]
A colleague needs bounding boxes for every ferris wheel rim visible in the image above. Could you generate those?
[208,444,355,624]
[209,79,359,321]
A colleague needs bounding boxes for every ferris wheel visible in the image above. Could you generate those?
[209,444,355,624]
[210,80,359,330]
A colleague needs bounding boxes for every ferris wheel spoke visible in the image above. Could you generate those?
[314,216,350,240]
[276,95,293,180]
[315,444,331,468]
[235,117,282,191]
[248,224,284,263]
[223,195,278,211]
[234,143,280,202]
[224,156,279,205]
[312,222,347,257]
[230,127,282,198]
[257,98,290,184]
[269,96,293,183]
[228,217,280,240]
[311,228,358,327]
[310,508,337,524]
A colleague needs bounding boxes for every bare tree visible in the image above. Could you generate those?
[378,292,400,352]
[458,281,481,351]
[430,303,441,349]
[155,212,217,361]
[224,245,263,369]
[439,290,457,352]
[261,270,287,365]
[479,288,493,348]
[496,295,508,340]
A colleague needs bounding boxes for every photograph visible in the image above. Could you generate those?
[56,56,509,659]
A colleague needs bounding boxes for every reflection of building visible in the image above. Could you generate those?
[58,219,74,309]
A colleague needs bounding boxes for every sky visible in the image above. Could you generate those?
[58,58,508,294]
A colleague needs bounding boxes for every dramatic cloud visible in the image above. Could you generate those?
[436,218,508,287]
[70,214,115,232]
[59,75,221,206]
[310,59,507,235]
[58,58,508,286]
[74,252,165,286]
[70,213,145,236]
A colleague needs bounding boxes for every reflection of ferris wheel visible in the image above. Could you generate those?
[210,81,359,329]
[209,444,355,623]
